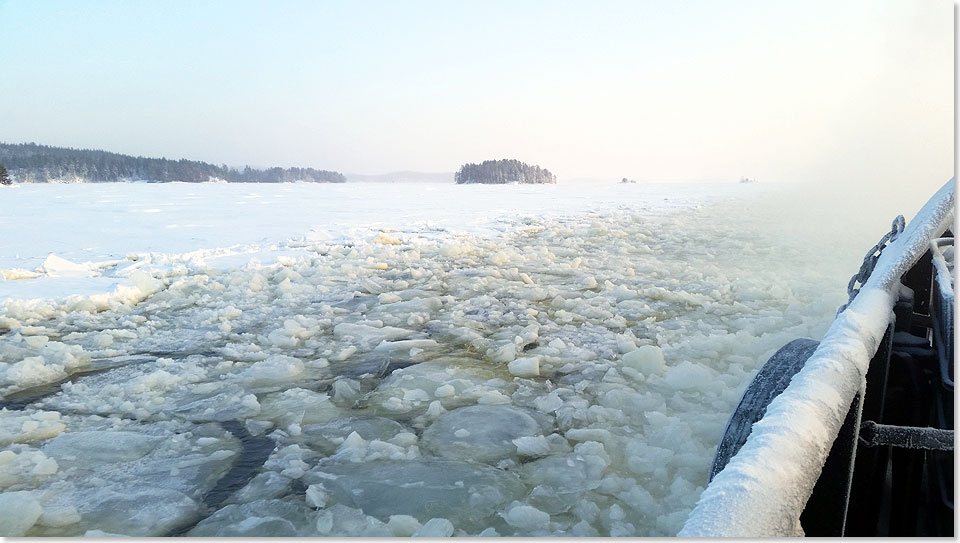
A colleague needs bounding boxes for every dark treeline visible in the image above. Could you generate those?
[455,159,556,185]
[0,142,346,184]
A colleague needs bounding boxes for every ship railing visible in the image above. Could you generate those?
[679,179,955,537]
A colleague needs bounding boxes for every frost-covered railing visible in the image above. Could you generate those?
[679,180,955,537]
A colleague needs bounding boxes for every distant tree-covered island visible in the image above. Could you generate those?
[0,142,346,184]
[455,159,556,185]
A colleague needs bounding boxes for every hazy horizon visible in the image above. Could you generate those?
[0,140,789,183]
[0,0,952,188]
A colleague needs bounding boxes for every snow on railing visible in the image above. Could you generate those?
[679,179,955,537]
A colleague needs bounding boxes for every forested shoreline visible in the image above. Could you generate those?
[0,142,346,184]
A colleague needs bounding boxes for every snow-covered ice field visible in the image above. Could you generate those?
[0,181,933,536]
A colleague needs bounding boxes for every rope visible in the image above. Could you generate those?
[837,215,905,315]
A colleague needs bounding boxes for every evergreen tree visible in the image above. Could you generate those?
[0,162,9,185]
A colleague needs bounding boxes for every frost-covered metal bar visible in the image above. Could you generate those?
[679,179,955,537]
[858,421,954,451]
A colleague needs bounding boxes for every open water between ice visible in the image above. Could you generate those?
[0,182,916,536]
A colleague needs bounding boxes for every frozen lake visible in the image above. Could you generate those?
[0,180,934,536]
[1,181,764,271]
[0,182,764,302]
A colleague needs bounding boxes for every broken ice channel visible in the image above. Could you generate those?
[0,184,860,536]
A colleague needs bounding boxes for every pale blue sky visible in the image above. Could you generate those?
[0,0,952,183]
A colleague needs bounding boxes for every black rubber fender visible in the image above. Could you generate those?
[709,337,821,482]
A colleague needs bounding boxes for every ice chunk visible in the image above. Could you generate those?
[24,418,240,534]
[226,471,292,505]
[188,499,316,537]
[332,378,362,405]
[299,417,407,455]
[92,333,113,348]
[43,431,163,466]
[261,444,314,480]
[413,518,454,537]
[378,292,402,304]
[421,405,549,463]
[621,345,666,375]
[521,443,610,514]
[662,361,714,391]
[266,328,299,348]
[487,342,517,363]
[358,277,385,294]
[340,431,366,450]
[364,361,498,414]
[70,487,199,537]
[257,388,341,426]
[424,400,445,417]
[373,338,439,354]
[171,388,262,422]
[2,356,67,393]
[502,503,551,531]
[372,233,402,245]
[508,356,541,377]
[307,458,525,529]
[32,454,59,475]
[370,296,443,318]
[475,390,511,404]
[387,515,422,536]
[572,520,599,536]
[513,435,551,457]
[0,409,66,446]
[434,384,455,397]
[0,491,42,536]
[624,440,674,475]
[305,484,330,509]
[37,504,81,528]
[331,346,357,361]
[314,504,392,536]
[516,323,540,345]
[24,335,50,349]
[0,448,60,489]
[565,427,613,443]
[616,331,637,353]
[333,323,417,349]
[235,355,304,389]
[40,254,95,277]
[390,432,418,447]
[533,391,563,413]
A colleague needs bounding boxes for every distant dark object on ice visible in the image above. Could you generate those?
[739,177,757,184]
[455,159,556,185]
[620,177,637,184]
